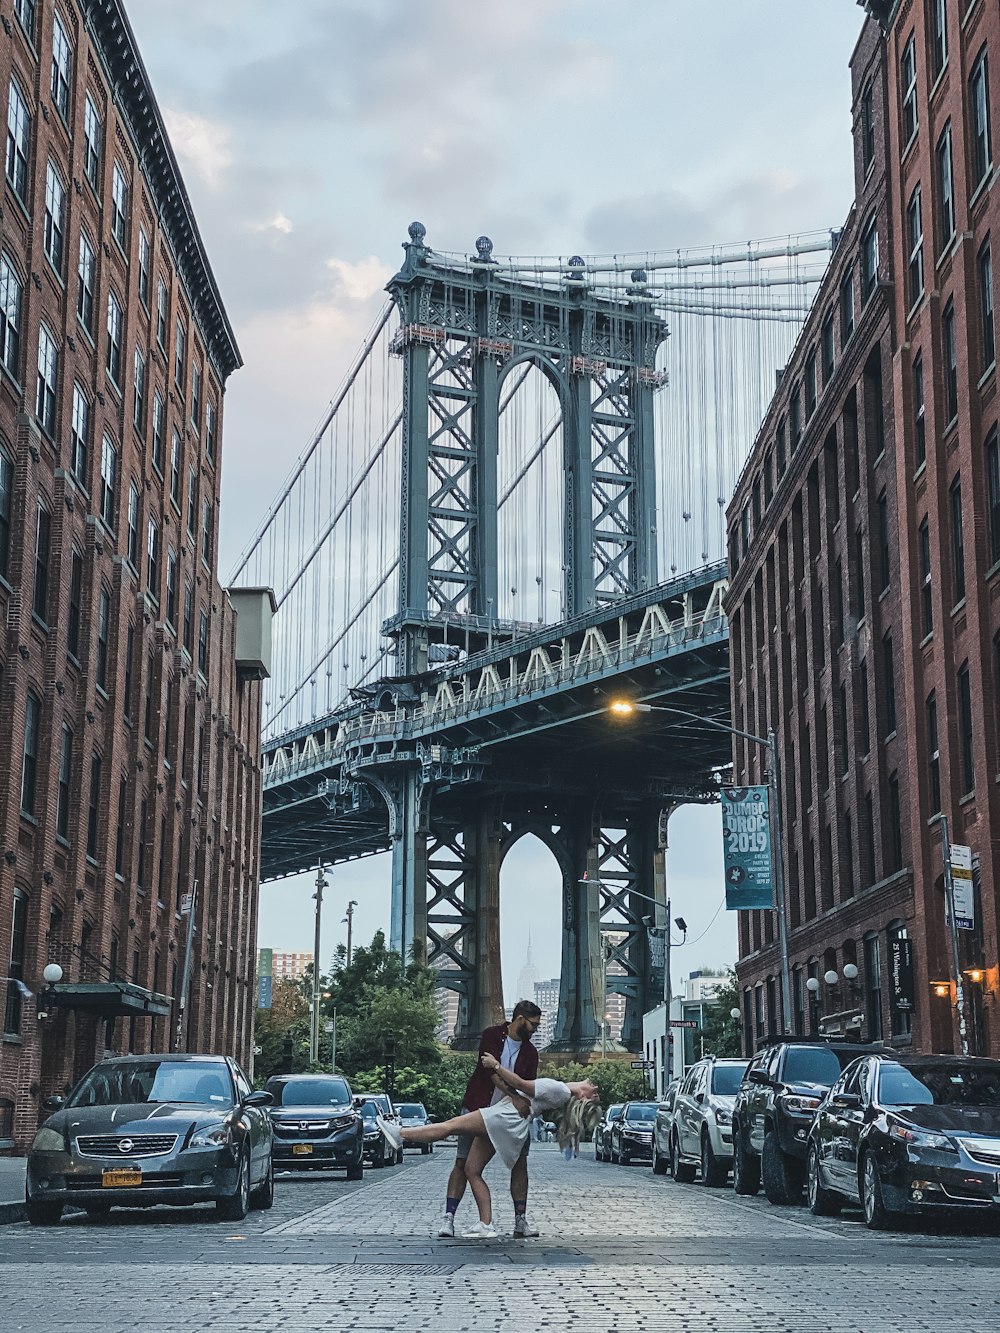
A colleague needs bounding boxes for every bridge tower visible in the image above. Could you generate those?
[381,224,671,1049]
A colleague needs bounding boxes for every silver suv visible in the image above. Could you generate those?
[669,1057,748,1186]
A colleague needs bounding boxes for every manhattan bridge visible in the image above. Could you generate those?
[232,223,833,1052]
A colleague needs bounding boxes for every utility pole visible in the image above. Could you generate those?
[310,862,325,1065]
[330,1008,337,1074]
[663,898,672,1086]
[939,816,969,1057]
[343,900,357,966]
[767,730,792,1032]
[174,881,198,1052]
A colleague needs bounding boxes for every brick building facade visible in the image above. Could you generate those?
[729,2,998,1059]
[0,1,266,1152]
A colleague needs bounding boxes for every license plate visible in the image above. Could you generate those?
[102,1169,142,1188]
[292,1144,313,1156]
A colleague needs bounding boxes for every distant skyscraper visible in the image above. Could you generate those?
[514,936,541,1008]
[533,977,561,1049]
[272,952,314,983]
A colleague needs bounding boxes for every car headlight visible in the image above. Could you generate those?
[713,1107,732,1126]
[190,1122,233,1149]
[779,1094,822,1114]
[32,1126,65,1153]
[889,1124,955,1151]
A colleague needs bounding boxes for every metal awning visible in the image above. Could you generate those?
[43,982,172,1018]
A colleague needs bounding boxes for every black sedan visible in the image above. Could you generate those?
[807,1053,1000,1229]
[265,1074,363,1179]
[594,1104,624,1162]
[610,1102,657,1164]
[25,1054,274,1226]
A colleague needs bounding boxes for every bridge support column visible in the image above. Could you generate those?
[389,769,428,962]
[549,820,602,1051]
[619,812,666,1050]
[448,803,504,1047]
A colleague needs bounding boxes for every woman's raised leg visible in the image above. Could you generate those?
[401,1108,487,1148]
[463,1137,497,1224]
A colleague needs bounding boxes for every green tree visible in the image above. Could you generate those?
[697,968,742,1058]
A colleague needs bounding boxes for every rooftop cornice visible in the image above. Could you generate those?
[81,0,242,381]
[858,0,895,30]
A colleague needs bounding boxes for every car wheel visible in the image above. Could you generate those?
[26,1198,63,1226]
[807,1144,841,1217]
[216,1148,251,1222]
[861,1153,893,1231]
[732,1130,761,1196]
[250,1154,274,1210]
[762,1130,803,1206]
[652,1144,669,1176]
[701,1133,728,1187]
[671,1134,697,1184]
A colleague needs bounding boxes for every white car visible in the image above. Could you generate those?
[669,1057,748,1186]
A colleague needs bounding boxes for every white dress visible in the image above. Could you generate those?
[480,1077,572,1168]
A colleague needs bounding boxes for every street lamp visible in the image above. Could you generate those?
[610,698,791,1035]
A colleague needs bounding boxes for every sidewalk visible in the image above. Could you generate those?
[0,1157,26,1224]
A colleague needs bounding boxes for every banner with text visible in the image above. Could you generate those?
[722,785,774,911]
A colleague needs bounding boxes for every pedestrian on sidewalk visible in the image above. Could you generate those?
[436,1001,542,1239]
[380,1057,600,1239]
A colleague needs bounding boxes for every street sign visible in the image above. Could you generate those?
[630,1059,655,1069]
[179,893,193,916]
[950,844,975,930]
[722,786,774,910]
[670,1019,699,1029]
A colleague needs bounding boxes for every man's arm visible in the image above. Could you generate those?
[482,1053,536,1100]
[488,1068,531,1118]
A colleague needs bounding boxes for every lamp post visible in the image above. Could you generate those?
[343,900,357,967]
[610,699,791,1034]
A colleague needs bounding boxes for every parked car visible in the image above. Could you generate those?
[25,1054,274,1226]
[355,1095,402,1168]
[265,1073,363,1179]
[670,1057,748,1186]
[394,1102,433,1153]
[732,1039,882,1205]
[652,1080,681,1175]
[807,1053,1000,1229]
[594,1104,624,1162]
[609,1101,657,1164]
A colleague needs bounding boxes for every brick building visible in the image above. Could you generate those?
[0,1,267,1152]
[272,952,313,984]
[729,1,999,1059]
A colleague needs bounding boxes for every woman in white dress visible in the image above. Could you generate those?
[381,1055,600,1237]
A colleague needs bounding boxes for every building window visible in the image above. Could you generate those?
[927,691,941,816]
[147,520,159,601]
[115,775,127,877]
[0,449,9,583]
[201,498,213,566]
[860,78,875,170]
[183,582,194,653]
[170,430,182,506]
[205,401,217,464]
[877,490,890,592]
[152,390,165,473]
[988,429,1000,565]
[71,382,89,483]
[156,279,168,350]
[198,609,209,676]
[912,351,926,467]
[78,231,96,335]
[50,13,72,120]
[3,890,28,1036]
[133,349,146,433]
[970,46,992,190]
[14,1,35,42]
[20,692,40,815]
[96,585,110,690]
[888,772,902,874]
[111,162,129,250]
[906,185,923,308]
[842,808,855,900]
[67,549,82,658]
[979,239,994,372]
[919,517,933,636]
[840,267,854,343]
[860,213,879,304]
[901,33,917,145]
[804,351,817,418]
[864,934,883,1041]
[33,501,50,621]
[56,722,73,840]
[943,299,958,423]
[83,93,102,189]
[127,481,140,567]
[936,123,955,249]
[86,752,102,859]
[36,325,57,434]
[144,653,155,741]
[100,435,116,528]
[123,623,135,722]
[958,661,974,795]
[138,226,151,308]
[930,0,947,79]
[763,449,773,507]
[854,525,865,621]
[882,630,896,737]
[165,549,177,628]
[107,291,123,386]
[790,384,801,449]
[43,161,66,274]
[950,474,965,602]
[5,80,30,203]
[137,799,147,888]
[174,317,186,391]
[187,465,197,537]
[0,256,21,383]
[820,310,834,384]
[191,363,201,430]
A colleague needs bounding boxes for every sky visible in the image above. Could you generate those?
[126,0,867,999]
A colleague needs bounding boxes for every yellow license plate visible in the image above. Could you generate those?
[292,1144,313,1156]
[102,1169,142,1187]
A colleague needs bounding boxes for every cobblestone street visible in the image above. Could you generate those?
[3,1144,1000,1331]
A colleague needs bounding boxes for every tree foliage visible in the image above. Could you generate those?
[697,968,742,1058]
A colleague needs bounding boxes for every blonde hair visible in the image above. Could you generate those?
[555,1095,602,1149]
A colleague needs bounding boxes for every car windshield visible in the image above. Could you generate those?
[359,1103,378,1121]
[271,1078,351,1107]
[879,1061,1000,1107]
[625,1104,656,1121]
[606,1104,624,1122]
[68,1060,233,1108]
[395,1104,425,1117]
[781,1047,845,1086]
[711,1063,747,1096]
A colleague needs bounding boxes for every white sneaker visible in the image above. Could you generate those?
[376,1114,404,1151]
[462,1220,499,1239]
[437,1214,455,1238]
[513,1214,539,1237]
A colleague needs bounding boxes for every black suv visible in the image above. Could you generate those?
[731,1039,882,1205]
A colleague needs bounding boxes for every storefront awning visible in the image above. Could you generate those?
[42,982,172,1019]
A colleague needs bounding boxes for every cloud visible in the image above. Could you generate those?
[162,108,232,187]
[249,213,295,236]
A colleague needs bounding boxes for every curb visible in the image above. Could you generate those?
[0,1200,25,1224]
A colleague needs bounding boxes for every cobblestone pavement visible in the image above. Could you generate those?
[3,1144,1000,1331]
